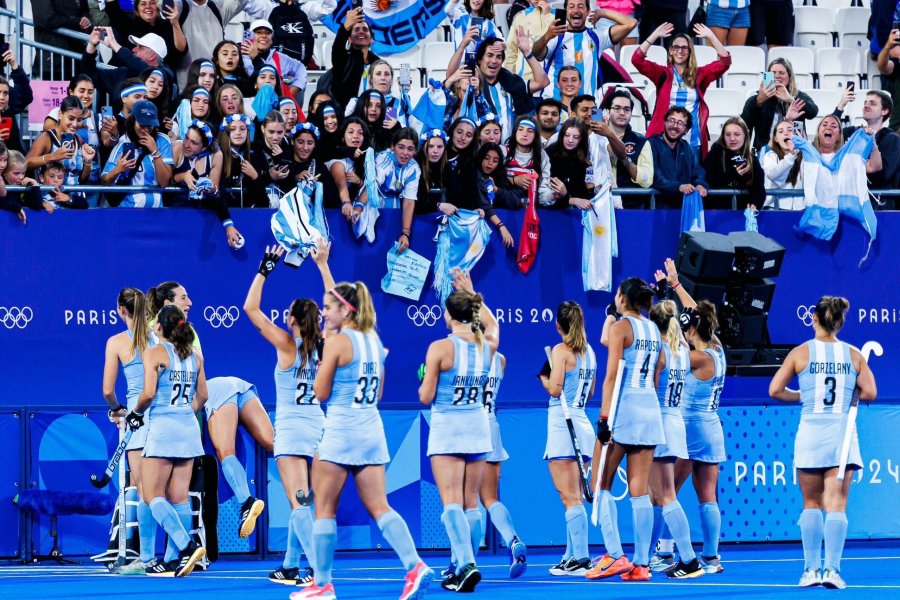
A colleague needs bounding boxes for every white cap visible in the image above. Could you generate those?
[250,19,274,32]
[128,33,168,60]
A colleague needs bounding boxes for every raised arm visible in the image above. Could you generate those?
[311,238,336,290]
[664,257,697,309]
[451,267,500,353]
[243,245,298,366]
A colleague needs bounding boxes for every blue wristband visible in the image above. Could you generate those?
[223,219,234,229]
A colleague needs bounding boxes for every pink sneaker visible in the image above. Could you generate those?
[290,582,336,600]
[400,561,434,600]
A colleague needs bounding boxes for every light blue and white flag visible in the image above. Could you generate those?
[409,80,447,134]
[355,148,382,243]
[271,183,327,268]
[793,131,877,250]
[433,209,492,303]
[680,189,705,233]
[322,0,447,55]
[581,182,618,292]
[744,205,759,232]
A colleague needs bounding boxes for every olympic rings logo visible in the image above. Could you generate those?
[203,306,240,328]
[0,306,33,329]
[796,305,816,327]
[407,305,443,327]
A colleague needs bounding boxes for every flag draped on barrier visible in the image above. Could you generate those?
[681,189,706,232]
[433,209,492,303]
[581,182,618,292]
[271,181,327,267]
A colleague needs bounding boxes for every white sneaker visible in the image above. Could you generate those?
[822,568,847,590]
[798,568,822,587]
[649,552,676,573]
[699,555,724,574]
[115,559,147,575]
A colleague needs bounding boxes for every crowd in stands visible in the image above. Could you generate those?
[3,0,900,242]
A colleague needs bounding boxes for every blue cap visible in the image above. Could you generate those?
[132,100,159,127]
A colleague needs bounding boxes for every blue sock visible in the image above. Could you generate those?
[221,455,251,504]
[565,504,589,561]
[662,501,695,562]
[292,506,316,567]
[487,502,518,547]
[148,497,189,553]
[137,498,158,563]
[165,502,193,562]
[658,527,674,554]
[563,524,573,561]
[312,518,337,586]
[650,505,665,556]
[465,509,483,560]
[598,490,623,559]
[441,503,474,571]
[699,502,721,558]
[824,512,848,572]
[630,495,654,566]
[377,510,420,571]
[798,509,824,571]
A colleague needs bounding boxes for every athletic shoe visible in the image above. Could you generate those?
[698,555,724,574]
[399,561,433,600]
[145,558,176,577]
[821,568,846,590]
[296,567,315,587]
[270,566,299,584]
[549,557,591,577]
[455,563,482,593]
[798,568,823,588]
[174,540,206,577]
[440,562,456,577]
[620,565,651,581]
[441,571,459,591]
[585,554,633,579]
[509,536,527,579]
[649,552,676,573]
[239,497,265,538]
[548,559,570,576]
[290,583,336,600]
[666,558,704,579]
[116,559,148,575]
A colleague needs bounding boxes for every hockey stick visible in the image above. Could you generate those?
[545,346,594,503]
[114,421,127,569]
[837,343,881,482]
[91,425,134,488]
[591,358,625,526]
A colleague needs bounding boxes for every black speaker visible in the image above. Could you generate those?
[676,232,735,280]
[680,275,727,305]
[718,306,768,347]
[728,231,785,278]
[726,278,776,314]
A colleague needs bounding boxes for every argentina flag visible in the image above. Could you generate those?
[433,210,492,303]
[793,130,877,246]
[271,183,327,268]
[680,189,706,233]
[355,148,383,243]
[581,182,618,292]
[322,0,447,55]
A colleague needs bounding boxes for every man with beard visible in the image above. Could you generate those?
[604,89,654,208]
[535,98,565,146]
[331,7,381,110]
[648,106,708,209]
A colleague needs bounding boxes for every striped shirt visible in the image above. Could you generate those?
[549,344,597,410]
[101,134,174,208]
[542,26,613,99]
[621,316,662,390]
[799,340,858,416]
[375,150,422,208]
[682,346,727,412]
[670,69,701,150]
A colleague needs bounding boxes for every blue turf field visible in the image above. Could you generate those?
[1,543,899,599]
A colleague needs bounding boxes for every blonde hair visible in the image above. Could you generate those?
[557,301,587,355]
[650,300,680,355]
[330,281,376,332]
[118,287,149,356]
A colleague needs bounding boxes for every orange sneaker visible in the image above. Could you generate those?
[620,565,651,581]
[585,554,634,579]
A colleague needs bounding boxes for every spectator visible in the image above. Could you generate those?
[142,68,175,136]
[98,78,148,150]
[870,0,895,56]
[308,91,336,117]
[561,94,630,193]
[345,60,410,126]
[812,114,843,156]
[702,117,765,209]
[31,0,93,80]
[748,0,794,50]
[506,0,532,28]
[211,83,248,130]
[310,101,342,160]
[876,27,900,132]
[504,0,554,82]
[171,86,213,140]
[597,0,640,45]
[329,117,370,213]
[100,100,174,208]
[532,0,637,99]
[439,65,481,131]
[242,19,307,97]
[286,122,324,189]
[447,0,499,53]
[253,111,292,198]
[546,119,595,210]
[647,106,708,209]
[279,97,301,131]
[633,23,731,159]
[741,58,817,152]
[447,117,478,170]
[4,151,54,220]
[211,40,252,93]
[268,0,337,68]
[505,115,553,206]
[535,98,564,146]
[603,89,654,207]
[247,65,285,121]
[707,0,750,46]
[42,75,97,140]
[638,0,688,41]
[835,90,898,207]
[761,119,804,210]
[476,114,505,147]
[105,0,187,73]
[331,8,382,111]
[474,143,521,239]
[39,161,88,210]
[416,129,449,212]
[0,49,34,155]
[218,113,266,207]
[80,28,175,104]
[351,90,396,152]
[554,66,583,115]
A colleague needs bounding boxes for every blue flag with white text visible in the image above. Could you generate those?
[322,0,447,55]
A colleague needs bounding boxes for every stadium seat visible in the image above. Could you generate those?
[621,43,666,76]
[313,24,331,42]
[722,45,765,91]
[810,0,854,11]
[835,7,872,70]
[225,22,244,44]
[794,7,835,50]
[421,42,456,74]
[705,88,746,137]
[320,39,334,70]
[805,89,842,116]
[767,47,816,89]
[694,44,717,68]
[816,47,861,89]
[842,93,865,121]
[383,46,423,71]
[494,4,510,38]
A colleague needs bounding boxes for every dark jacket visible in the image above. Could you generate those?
[702,143,766,210]
[0,65,34,154]
[268,0,315,65]
[648,134,709,209]
[331,25,381,110]
[546,143,593,209]
[491,68,536,117]
[31,0,90,79]
[105,0,186,72]
[741,91,819,152]
[79,48,175,110]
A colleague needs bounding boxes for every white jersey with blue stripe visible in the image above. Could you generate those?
[101,133,174,208]
[542,26,613,99]
[328,329,385,409]
[447,8,498,54]
[123,329,158,406]
[548,344,597,410]
[275,340,319,408]
[483,351,504,419]
[713,0,748,8]
[657,343,690,409]
[621,316,662,390]
[375,150,421,208]
[150,342,198,416]
[683,346,727,412]
[484,81,516,141]
[433,336,491,414]
[799,340,858,417]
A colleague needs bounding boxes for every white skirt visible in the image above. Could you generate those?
[544,405,595,460]
[795,414,862,470]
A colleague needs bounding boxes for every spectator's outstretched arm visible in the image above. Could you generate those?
[4,51,32,116]
[878,28,899,76]
[592,8,637,46]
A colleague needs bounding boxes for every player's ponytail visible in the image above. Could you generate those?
[445,290,485,346]
[694,300,719,343]
[815,295,849,334]
[118,287,149,356]
[290,298,321,367]
[147,281,180,316]
[619,277,654,313]
[330,282,376,332]
[557,301,587,355]
[157,305,194,360]
[650,300,680,355]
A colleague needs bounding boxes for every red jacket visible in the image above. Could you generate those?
[632,48,731,158]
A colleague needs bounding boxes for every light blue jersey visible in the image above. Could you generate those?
[275,340,320,408]
[657,344,690,409]
[548,344,597,410]
[682,346,727,412]
[149,342,198,416]
[123,329,158,408]
[328,329,385,409]
[799,341,858,417]
[433,336,491,414]
[483,351,503,420]
[101,133,174,207]
[622,316,662,390]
